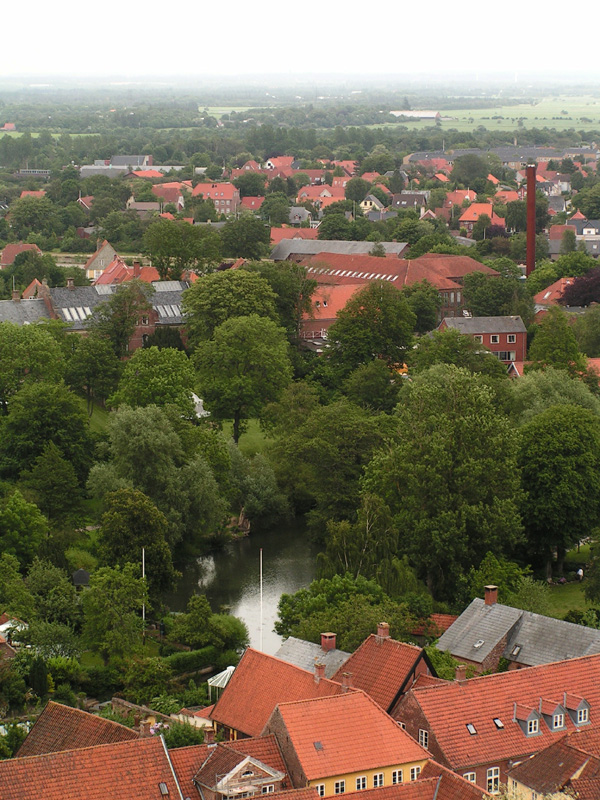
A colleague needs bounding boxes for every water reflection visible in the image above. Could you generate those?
[166,519,317,654]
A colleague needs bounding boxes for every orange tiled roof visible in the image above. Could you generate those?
[2,736,178,800]
[398,652,600,770]
[331,635,425,712]
[130,169,163,178]
[459,203,495,223]
[0,242,42,267]
[420,760,492,799]
[241,196,265,210]
[192,181,239,200]
[533,277,575,306]
[409,614,458,638]
[211,649,346,737]
[20,190,46,198]
[271,228,319,244]
[267,691,427,780]
[169,744,210,797]
[16,702,138,758]
[571,210,586,220]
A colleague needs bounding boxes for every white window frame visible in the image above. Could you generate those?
[507,334,516,343]
[418,729,429,749]
[315,786,325,797]
[553,713,564,729]
[334,781,345,795]
[373,774,384,788]
[487,767,500,794]
[356,777,366,791]
[490,334,500,344]
[261,787,274,794]
[392,771,403,785]
[527,718,539,735]
[410,767,421,782]
[463,772,476,783]
[578,707,589,724]
[397,721,406,730]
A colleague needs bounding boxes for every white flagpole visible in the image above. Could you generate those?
[259,548,263,651]
[142,547,146,646]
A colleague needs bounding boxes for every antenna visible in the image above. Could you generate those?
[259,548,263,652]
[142,547,146,646]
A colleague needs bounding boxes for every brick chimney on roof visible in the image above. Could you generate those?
[139,720,151,738]
[341,672,353,692]
[133,261,142,277]
[321,632,336,652]
[377,622,390,641]
[314,663,325,684]
[484,585,498,606]
[455,664,467,683]
[67,277,75,290]
[11,289,20,302]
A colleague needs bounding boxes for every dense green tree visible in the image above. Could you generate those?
[0,323,64,413]
[326,281,416,374]
[0,381,94,484]
[9,196,63,239]
[451,154,490,185]
[573,306,600,357]
[0,553,36,621]
[508,367,600,424]
[25,558,80,626]
[87,280,154,357]
[559,266,600,307]
[182,269,278,345]
[194,315,292,443]
[233,171,267,197]
[20,442,81,522]
[99,489,179,599]
[220,216,270,259]
[124,657,173,705]
[82,563,148,665]
[317,213,352,240]
[401,280,441,334]
[364,365,523,599]
[560,228,577,254]
[143,219,221,279]
[519,405,600,576]
[109,346,195,416]
[345,177,371,203]
[259,193,291,226]
[342,360,400,413]
[0,491,48,569]
[409,328,506,378]
[244,261,317,340]
[227,445,289,529]
[65,334,121,415]
[462,271,533,321]
[527,306,587,375]
[466,552,531,604]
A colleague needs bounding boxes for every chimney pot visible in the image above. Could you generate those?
[377,622,390,640]
[321,632,336,652]
[11,289,20,302]
[314,662,325,683]
[67,277,75,290]
[455,664,467,683]
[341,672,353,692]
[484,585,498,606]
[133,261,142,277]
[139,719,151,738]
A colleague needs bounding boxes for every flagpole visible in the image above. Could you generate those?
[259,548,263,651]
[142,547,146,647]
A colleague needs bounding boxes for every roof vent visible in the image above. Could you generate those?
[314,741,323,751]
[473,639,485,649]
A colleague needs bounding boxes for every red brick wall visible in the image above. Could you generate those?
[263,709,308,789]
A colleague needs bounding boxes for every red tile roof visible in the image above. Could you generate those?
[2,736,179,800]
[0,242,42,267]
[271,227,319,244]
[487,174,500,185]
[396,652,600,770]
[310,283,363,319]
[445,190,476,207]
[93,256,131,285]
[494,190,519,203]
[420,760,492,800]
[211,648,346,737]
[266,691,428,781]
[434,173,450,183]
[17,702,138,758]
[192,181,239,200]
[533,277,575,306]
[78,195,94,209]
[508,737,600,795]
[151,185,184,204]
[20,190,46,198]
[169,743,211,796]
[571,210,587,220]
[331,635,426,711]
[409,614,458,638]
[549,223,577,240]
[459,203,497,223]
[241,196,265,210]
[130,169,164,178]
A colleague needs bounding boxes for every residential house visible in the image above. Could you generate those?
[16,701,138,757]
[83,240,119,280]
[435,585,600,672]
[275,633,351,679]
[438,317,527,363]
[271,240,409,262]
[270,227,319,246]
[265,156,296,171]
[263,691,429,796]
[192,182,241,215]
[0,242,42,268]
[125,198,161,218]
[331,623,438,714]
[360,195,384,215]
[193,740,287,800]
[77,194,94,212]
[533,277,575,313]
[391,193,429,212]
[241,196,265,212]
[507,728,600,799]
[393,651,600,791]
[289,207,312,226]
[209,648,348,740]
[459,203,505,236]
[296,186,344,205]
[19,189,46,199]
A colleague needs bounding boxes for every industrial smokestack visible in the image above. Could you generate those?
[526,164,537,277]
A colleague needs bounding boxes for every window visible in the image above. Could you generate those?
[531,792,538,800]
[487,767,500,794]
[392,771,403,785]
[373,774,384,788]
[141,315,149,326]
[356,777,366,791]
[334,781,345,795]
[315,786,325,797]
[463,773,476,784]
[466,723,477,735]
[553,713,564,729]
[418,729,429,749]
[527,718,539,735]
[490,335,500,344]
[507,334,516,343]
[410,767,421,782]
[493,718,504,729]
[578,707,589,724]
[474,335,483,344]
[397,721,406,730]
[495,351,517,362]
[261,787,274,794]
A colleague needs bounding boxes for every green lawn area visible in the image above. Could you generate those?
[221,418,270,456]
[545,581,589,618]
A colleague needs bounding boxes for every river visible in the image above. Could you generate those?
[166,519,318,654]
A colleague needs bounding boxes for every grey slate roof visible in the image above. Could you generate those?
[275,636,351,678]
[270,240,408,260]
[437,598,600,667]
[0,299,50,324]
[442,315,527,334]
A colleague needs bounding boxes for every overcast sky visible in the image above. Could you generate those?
[2,0,597,82]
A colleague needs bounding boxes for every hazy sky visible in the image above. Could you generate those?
[2,0,596,81]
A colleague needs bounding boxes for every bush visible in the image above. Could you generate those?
[163,646,219,674]
[53,683,78,707]
[161,720,205,748]
[47,657,84,690]
[82,665,123,698]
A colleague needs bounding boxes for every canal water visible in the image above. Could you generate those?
[167,519,318,654]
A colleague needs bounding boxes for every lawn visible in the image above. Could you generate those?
[545,581,589,618]
[221,418,270,456]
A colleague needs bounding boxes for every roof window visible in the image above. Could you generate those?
[473,639,485,649]
[493,718,504,729]
[466,723,477,735]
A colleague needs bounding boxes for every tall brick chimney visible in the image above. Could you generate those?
[133,261,142,277]
[11,289,20,302]
[67,277,75,290]
[314,663,325,684]
[484,585,498,606]
[377,622,390,641]
[455,664,467,683]
[139,720,151,738]
[321,632,336,652]
[341,672,353,692]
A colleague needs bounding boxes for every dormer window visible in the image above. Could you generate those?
[578,708,589,724]
[553,713,564,730]
[527,718,539,735]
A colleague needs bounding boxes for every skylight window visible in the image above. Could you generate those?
[314,742,323,751]
[473,639,485,649]
[493,718,504,729]
[466,723,477,735]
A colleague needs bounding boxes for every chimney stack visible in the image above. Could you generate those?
[455,665,467,683]
[321,632,336,652]
[341,672,353,692]
[139,720,151,738]
[377,622,390,641]
[133,261,142,277]
[526,163,537,277]
[11,289,20,302]
[314,663,325,684]
[67,277,75,290]
[484,585,498,606]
